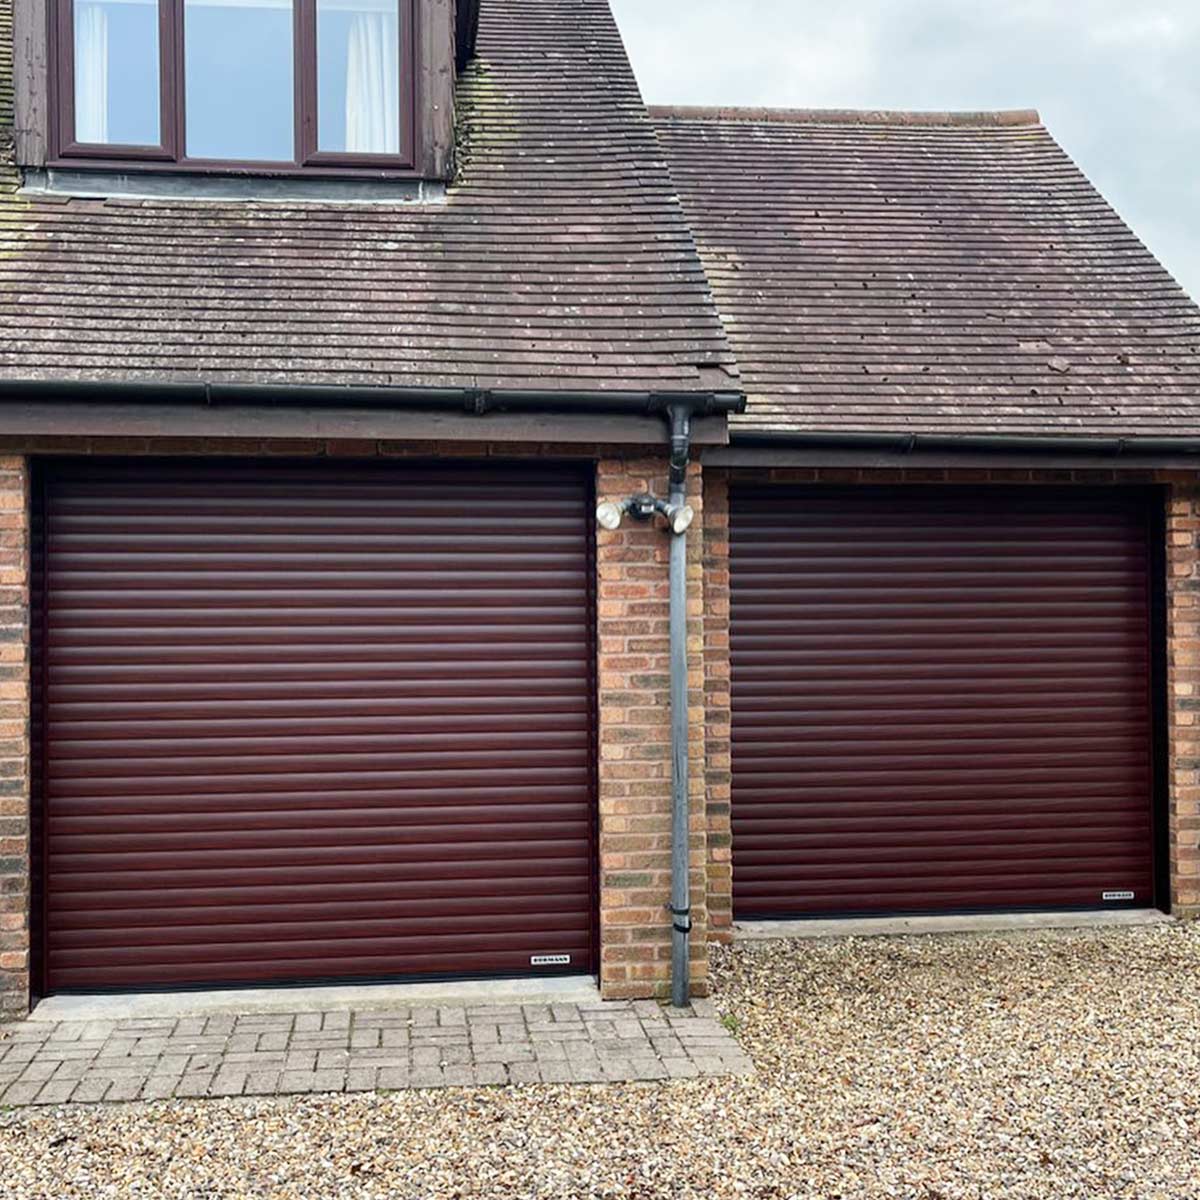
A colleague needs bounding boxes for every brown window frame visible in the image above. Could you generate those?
[48,0,421,176]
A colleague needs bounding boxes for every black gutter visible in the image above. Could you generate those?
[0,378,746,419]
[729,429,1200,457]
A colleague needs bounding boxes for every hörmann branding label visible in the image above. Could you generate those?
[530,955,572,966]
[1102,891,1135,901]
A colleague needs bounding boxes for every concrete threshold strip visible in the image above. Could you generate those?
[735,908,1173,941]
[29,975,603,1024]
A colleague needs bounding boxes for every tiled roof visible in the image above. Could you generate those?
[652,107,1200,438]
[0,1,736,395]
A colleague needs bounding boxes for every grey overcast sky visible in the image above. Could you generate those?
[610,0,1200,302]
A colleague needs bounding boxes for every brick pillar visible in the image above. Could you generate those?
[702,470,733,942]
[1167,483,1200,916]
[0,457,30,1015]
[595,456,708,999]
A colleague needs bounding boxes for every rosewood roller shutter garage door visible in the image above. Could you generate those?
[730,487,1158,919]
[39,461,596,991]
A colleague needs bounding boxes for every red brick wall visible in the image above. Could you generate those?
[701,472,733,942]
[595,457,709,999]
[1166,482,1200,916]
[0,456,30,1015]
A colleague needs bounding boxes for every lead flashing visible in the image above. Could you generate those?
[21,169,448,206]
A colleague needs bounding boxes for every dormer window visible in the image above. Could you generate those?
[47,0,425,173]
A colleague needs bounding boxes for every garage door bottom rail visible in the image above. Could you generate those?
[43,963,592,996]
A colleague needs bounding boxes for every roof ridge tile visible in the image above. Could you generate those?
[648,105,1042,129]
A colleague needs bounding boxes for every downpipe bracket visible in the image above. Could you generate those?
[667,903,692,936]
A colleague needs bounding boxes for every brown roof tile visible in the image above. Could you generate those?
[0,0,736,395]
[652,107,1200,438]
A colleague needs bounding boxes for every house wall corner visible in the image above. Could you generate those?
[1166,482,1200,918]
[0,455,31,1016]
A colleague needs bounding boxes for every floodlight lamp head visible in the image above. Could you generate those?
[595,500,624,531]
[665,503,695,535]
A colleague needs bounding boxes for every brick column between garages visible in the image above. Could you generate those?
[0,456,30,1015]
[595,457,708,999]
[1167,482,1200,915]
[701,470,733,942]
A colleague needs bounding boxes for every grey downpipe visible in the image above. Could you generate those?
[668,404,692,1008]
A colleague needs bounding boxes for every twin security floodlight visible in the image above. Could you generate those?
[595,493,694,535]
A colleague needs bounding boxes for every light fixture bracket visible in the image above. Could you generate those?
[625,493,660,523]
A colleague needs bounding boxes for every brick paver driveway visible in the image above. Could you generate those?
[0,999,751,1106]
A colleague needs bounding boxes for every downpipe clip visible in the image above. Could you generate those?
[667,903,692,936]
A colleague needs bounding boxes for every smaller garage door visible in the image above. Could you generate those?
[731,487,1160,919]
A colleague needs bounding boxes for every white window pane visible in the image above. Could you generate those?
[74,0,160,146]
[317,0,400,155]
[185,0,294,161]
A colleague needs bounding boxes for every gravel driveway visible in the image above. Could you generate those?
[3,924,1199,1199]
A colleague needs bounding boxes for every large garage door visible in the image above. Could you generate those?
[40,461,596,991]
[731,486,1159,919]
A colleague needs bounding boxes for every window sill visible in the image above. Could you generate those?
[22,166,448,205]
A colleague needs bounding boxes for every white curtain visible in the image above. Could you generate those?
[75,2,110,144]
[346,11,399,154]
